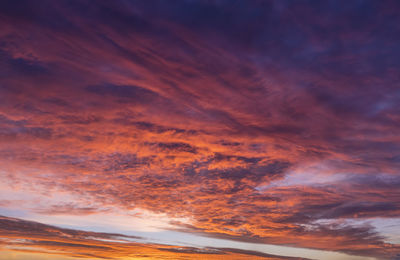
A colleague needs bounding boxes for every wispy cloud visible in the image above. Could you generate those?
[0,215,309,260]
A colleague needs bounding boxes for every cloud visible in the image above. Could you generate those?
[33,203,110,216]
[147,142,199,154]
[0,215,307,260]
[0,0,400,259]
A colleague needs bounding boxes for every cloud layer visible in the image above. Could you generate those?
[1,215,309,259]
[1,0,400,259]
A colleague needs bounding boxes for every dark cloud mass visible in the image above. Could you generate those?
[0,0,400,259]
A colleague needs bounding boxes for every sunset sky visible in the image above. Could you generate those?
[1,1,400,259]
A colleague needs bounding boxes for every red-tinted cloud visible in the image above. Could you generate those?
[0,1,400,259]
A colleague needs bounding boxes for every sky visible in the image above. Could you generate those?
[0,0,400,259]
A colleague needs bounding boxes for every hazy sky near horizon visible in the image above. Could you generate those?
[0,0,400,259]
